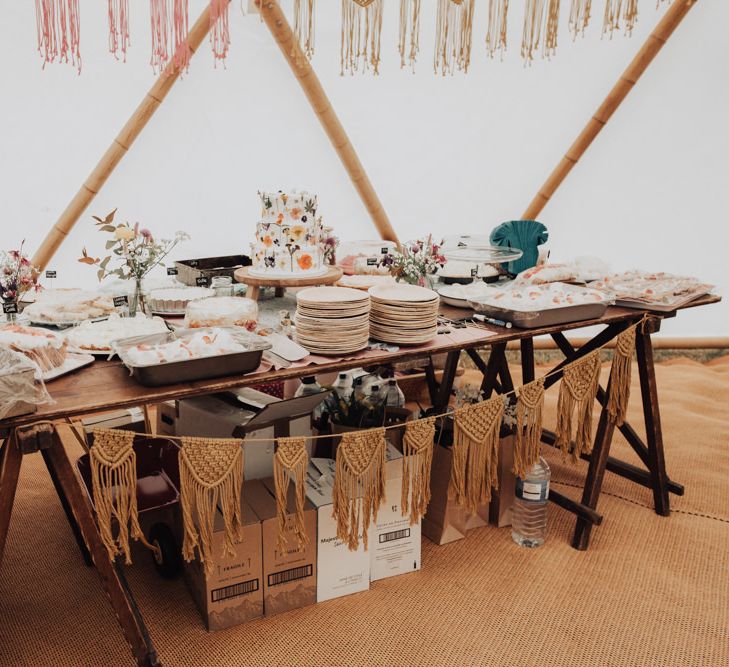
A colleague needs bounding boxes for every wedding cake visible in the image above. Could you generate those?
[249,191,326,277]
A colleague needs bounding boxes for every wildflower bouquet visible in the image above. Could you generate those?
[384,236,446,287]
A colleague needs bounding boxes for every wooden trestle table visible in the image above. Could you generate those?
[0,295,719,666]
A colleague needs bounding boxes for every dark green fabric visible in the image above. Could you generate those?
[490,220,548,274]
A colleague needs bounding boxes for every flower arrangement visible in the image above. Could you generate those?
[319,227,339,266]
[322,388,384,428]
[1,241,41,314]
[383,235,446,287]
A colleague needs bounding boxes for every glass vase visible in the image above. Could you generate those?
[128,280,146,317]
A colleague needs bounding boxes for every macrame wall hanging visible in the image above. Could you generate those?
[401,417,435,524]
[607,325,637,426]
[179,436,244,573]
[603,0,639,38]
[210,0,231,65]
[485,0,509,60]
[108,0,130,61]
[274,437,309,551]
[150,0,169,73]
[522,0,560,64]
[555,350,602,462]
[434,0,476,75]
[398,0,421,70]
[449,396,504,513]
[35,0,82,73]
[341,0,384,75]
[514,378,545,479]
[332,428,386,550]
[293,0,316,62]
[569,0,592,39]
[90,429,157,564]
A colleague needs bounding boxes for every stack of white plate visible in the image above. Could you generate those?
[294,286,371,355]
[368,284,440,345]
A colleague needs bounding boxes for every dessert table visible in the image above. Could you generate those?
[0,294,719,667]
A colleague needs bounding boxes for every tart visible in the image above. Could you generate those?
[0,324,68,371]
[146,287,214,314]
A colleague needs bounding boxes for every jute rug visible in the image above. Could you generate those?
[1,357,728,666]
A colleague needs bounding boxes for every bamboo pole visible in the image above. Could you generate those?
[522,0,698,220]
[31,5,221,270]
[257,0,399,246]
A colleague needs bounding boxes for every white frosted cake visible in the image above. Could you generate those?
[250,191,326,277]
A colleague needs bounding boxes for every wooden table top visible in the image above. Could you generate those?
[2,295,719,428]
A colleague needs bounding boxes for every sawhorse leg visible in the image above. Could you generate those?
[0,431,23,566]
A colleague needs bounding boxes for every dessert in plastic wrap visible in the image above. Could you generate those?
[588,271,713,308]
[122,328,248,365]
[338,240,396,276]
[22,290,116,325]
[0,347,53,420]
[184,296,258,331]
[65,314,169,352]
[0,324,69,371]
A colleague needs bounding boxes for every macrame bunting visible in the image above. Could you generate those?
[607,325,637,426]
[603,0,639,38]
[150,0,170,73]
[210,0,231,65]
[485,0,509,60]
[569,0,592,39]
[514,378,545,479]
[522,0,560,64]
[108,0,130,61]
[171,0,192,72]
[332,428,386,550]
[35,0,82,73]
[274,437,309,552]
[150,0,190,74]
[179,436,244,573]
[398,0,421,70]
[449,396,504,513]
[293,0,316,62]
[401,417,435,525]
[90,429,157,564]
[434,0,476,75]
[555,350,602,462]
[341,0,384,75]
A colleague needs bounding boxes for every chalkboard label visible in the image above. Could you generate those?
[196,276,209,287]
[3,302,18,315]
[167,267,179,276]
[188,260,199,268]
[381,247,389,255]
[113,295,129,308]
[471,268,478,277]
[45,270,57,279]
[366,258,378,266]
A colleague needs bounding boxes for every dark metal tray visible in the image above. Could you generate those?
[468,300,608,329]
[113,328,271,387]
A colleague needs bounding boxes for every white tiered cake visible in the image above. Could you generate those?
[249,191,326,277]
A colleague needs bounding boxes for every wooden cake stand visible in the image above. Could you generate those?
[234,265,343,301]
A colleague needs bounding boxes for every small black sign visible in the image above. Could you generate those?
[166,267,179,276]
[381,247,389,255]
[471,268,478,277]
[3,302,19,315]
[188,259,199,268]
[366,257,378,266]
[196,276,209,287]
[113,295,129,308]
[45,270,57,279]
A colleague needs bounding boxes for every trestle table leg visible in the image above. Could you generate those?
[0,431,23,567]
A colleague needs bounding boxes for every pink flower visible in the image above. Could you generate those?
[411,243,421,254]
[140,228,154,242]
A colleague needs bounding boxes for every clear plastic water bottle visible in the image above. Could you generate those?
[295,376,326,420]
[331,372,353,399]
[384,378,405,408]
[511,457,551,548]
[367,384,383,406]
[353,376,367,402]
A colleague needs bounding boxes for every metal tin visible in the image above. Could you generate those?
[467,300,608,329]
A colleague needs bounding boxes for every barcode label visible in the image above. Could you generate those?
[211,578,259,603]
[268,564,313,587]
[379,528,410,544]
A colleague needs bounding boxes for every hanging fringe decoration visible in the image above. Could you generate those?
[569,0,592,39]
[555,351,602,462]
[449,396,504,513]
[514,378,545,479]
[179,436,244,574]
[210,0,231,65]
[607,325,637,426]
[274,437,309,552]
[293,0,316,62]
[332,428,386,550]
[401,417,435,524]
[150,0,190,74]
[171,0,191,72]
[90,429,157,564]
[35,0,82,73]
[434,0,476,75]
[603,0,639,38]
[521,0,560,63]
[150,0,170,73]
[108,0,130,61]
[341,0,384,75]
[485,0,509,60]
[398,0,421,70]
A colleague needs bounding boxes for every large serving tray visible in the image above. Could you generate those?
[112,327,271,387]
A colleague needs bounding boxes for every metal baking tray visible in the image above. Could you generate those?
[467,296,609,329]
[112,327,271,387]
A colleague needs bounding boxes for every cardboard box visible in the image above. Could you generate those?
[370,442,421,581]
[244,479,317,616]
[156,401,177,437]
[183,499,264,631]
[305,460,370,602]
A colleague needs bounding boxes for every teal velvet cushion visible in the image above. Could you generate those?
[490,220,548,274]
